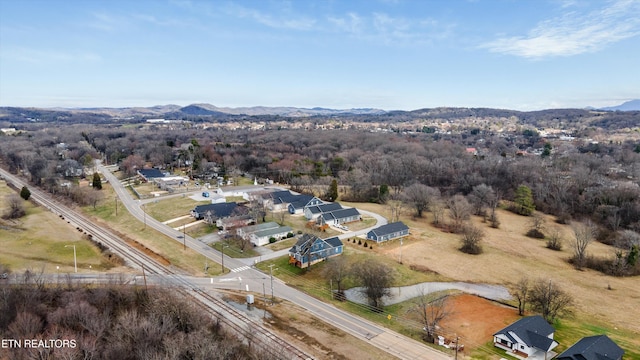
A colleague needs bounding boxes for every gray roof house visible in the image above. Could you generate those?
[317,208,362,226]
[288,234,343,268]
[493,315,559,360]
[237,222,280,240]
[191,202,246,221]
[556,335,624,360]
[304,203,343,220]
[250,226,293,247]
[137,168,166,181]
[366,221,409,243]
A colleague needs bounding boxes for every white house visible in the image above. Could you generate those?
[250,226,292,246]
[493,316,558,360]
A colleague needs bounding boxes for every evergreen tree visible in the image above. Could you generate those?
[514,185,535,216]
[326,179,338,201]
[92,172,102,190]
[20,186,31,200]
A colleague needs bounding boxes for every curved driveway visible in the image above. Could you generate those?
[97,163,450,360]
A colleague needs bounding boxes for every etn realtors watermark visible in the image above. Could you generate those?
[2,339,76,349]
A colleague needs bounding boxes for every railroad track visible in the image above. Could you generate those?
[0,169,312,360]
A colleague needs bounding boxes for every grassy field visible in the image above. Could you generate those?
[0,181,121,274]
[262,200,640,357]
[84,184,221,277]
[143,195,208,222]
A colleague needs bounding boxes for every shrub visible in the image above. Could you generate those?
[459,224,484,255]
[269,237,277,244]
[286,232,294,238]
[20,186,31,200]
[526,229,545,239]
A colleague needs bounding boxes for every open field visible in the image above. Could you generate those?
[84,184,221,276]
[143,195,208,222]
[344,201,640,357]
[0,181,127,274]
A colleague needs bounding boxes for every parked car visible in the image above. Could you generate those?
[202,192,209,197]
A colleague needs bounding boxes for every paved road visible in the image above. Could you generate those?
[73,164,455,359]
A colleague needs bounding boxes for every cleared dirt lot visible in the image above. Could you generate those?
[346,201,640,354]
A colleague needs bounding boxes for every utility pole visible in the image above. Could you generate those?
[454,335,460,360]
[183,223,186,250]
[221,244,229,273]
[115,197,118,216]
[263,283,267,318]
[65,245,77,273]
[142,265,148,291]
[269,264,276,304]
[399,237,403,264]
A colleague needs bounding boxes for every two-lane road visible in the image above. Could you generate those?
[97,163,451,360]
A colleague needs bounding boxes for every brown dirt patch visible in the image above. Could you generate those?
[439,294,520,350]
[223,292,397,360]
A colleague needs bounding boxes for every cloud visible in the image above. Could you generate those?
[481,0,640,58]
[225,3,316,31]
[2,47,101,64]
[328,12,454,46]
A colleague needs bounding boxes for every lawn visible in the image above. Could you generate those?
[84,184,221,276]
[260,199,640,356]
[0,181,120,274]
[265,237,298,251]
[211,241,259,259]
[143,195,208,222]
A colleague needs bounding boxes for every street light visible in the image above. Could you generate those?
[221,244,229,273]
[65,245,77,273]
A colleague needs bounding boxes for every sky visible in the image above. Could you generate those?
[0,0,639,111]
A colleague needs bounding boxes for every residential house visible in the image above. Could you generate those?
[287,194,323,214]
[317,208,362,226]
[137,168,165,182]
[237,222,280,240]
[191,202,247,222]
[250,226,293,247]
[217,214,254,231]
[153,176,189,190]
[304,203,343,220]
[260,190,322,213]
[493,315,559,360]
[288,234,343,268]
[366,221,410,243]
[556,335,624,360]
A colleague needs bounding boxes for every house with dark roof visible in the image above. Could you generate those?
[287,194,322,214]
[260,190,322,213]
[288,234,343,268]
[556,335,624,360]
[191,202,247,221]
[137,168,166,182]
[304,202,343,220]
[366,221,409,243]
[493,315,559,360]
[317,207,362,226]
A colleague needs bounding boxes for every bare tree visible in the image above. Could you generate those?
[448,195,472,232]
[526,213,546,238]
[571,220,596,268]
[512,277,529,316]
[3,194,26,219]
[546,227,563,251]
[387,197,404,223]
[529,279,573,323]
[430,199,446,226]
[459,223,484,254]
[352,258,394,311]
[402,183,439,218]
[469,184,496,218]
[323,256,350,300]
[413,287,451,342]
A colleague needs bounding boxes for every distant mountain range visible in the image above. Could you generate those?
[598,99,640,111]
[1,100,638,119]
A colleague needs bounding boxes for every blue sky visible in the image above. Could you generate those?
[1,0,639,110]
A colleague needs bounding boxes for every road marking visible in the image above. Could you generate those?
[231,266,251,273]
